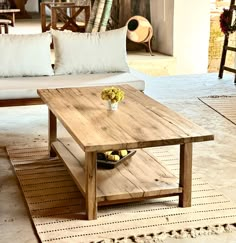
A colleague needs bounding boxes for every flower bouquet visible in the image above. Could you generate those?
[101,87,125,110]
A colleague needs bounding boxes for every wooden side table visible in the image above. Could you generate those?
[40,2,90,32]
[0,9,20,27]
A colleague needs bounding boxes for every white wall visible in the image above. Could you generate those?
[150,0,174,55]
[25,0,38,12]
[173,0,211,74]
[151,0,210,74]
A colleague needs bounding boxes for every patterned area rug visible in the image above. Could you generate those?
[198,96,236,125]
[6,145,236,243]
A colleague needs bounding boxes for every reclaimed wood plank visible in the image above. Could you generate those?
[36,85,214,218]
[51,141,86,198]
[0,98,43,107]
[37,86,214,153]
[179,143,192,207]
[52,141,180,205]
[85,151,97,220]
[123,85,214,142]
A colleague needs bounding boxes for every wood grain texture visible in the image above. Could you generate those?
[37,85,214,219]
[40,2,48,32]
[0,98,43,107]
[37,85,214,152]
[179,143,192,207]
[41,2,90,32]
[85,151,97,220]
[49,109,57,157]
[51,5,90,32]
[52,141,86,197]
[51,141,180,205]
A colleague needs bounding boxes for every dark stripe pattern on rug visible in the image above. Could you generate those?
[198,95,236,125]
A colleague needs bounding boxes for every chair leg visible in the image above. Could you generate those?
[5,24,8,34]
[0,23,9,34]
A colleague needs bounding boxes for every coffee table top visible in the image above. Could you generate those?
[37,85,214,152]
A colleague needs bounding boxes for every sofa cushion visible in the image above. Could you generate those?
[0,72,145,100]
[52,27,129,75]
[0,33,54,77]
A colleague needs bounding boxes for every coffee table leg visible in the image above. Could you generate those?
[48,109,57,157]
[85,152,97,220]
[179,143,192,207]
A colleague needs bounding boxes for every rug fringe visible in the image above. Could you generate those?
[95,223,236,243]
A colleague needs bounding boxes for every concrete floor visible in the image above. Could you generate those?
[1,71,236,243]
[1,16,236,243]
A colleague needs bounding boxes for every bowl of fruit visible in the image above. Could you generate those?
[97,149,136,169]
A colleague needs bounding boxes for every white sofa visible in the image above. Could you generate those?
[0,27,145,107]
[0,72,145,106]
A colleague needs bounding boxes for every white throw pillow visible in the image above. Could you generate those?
[0,33,54,77]
[52,27,130,75]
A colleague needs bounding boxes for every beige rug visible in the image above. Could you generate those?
[199,96,236,125]
[6,145,236,243]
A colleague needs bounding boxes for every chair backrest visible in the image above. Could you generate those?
[85,0,113,33]
[0,0,10,9]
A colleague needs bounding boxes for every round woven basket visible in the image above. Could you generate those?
[126,15,153,43]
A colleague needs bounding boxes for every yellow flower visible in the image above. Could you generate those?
[101,87,125,103]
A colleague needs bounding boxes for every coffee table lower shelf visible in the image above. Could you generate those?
[52,141,182,206]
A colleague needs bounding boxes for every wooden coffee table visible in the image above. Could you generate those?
[37,85,214,220]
